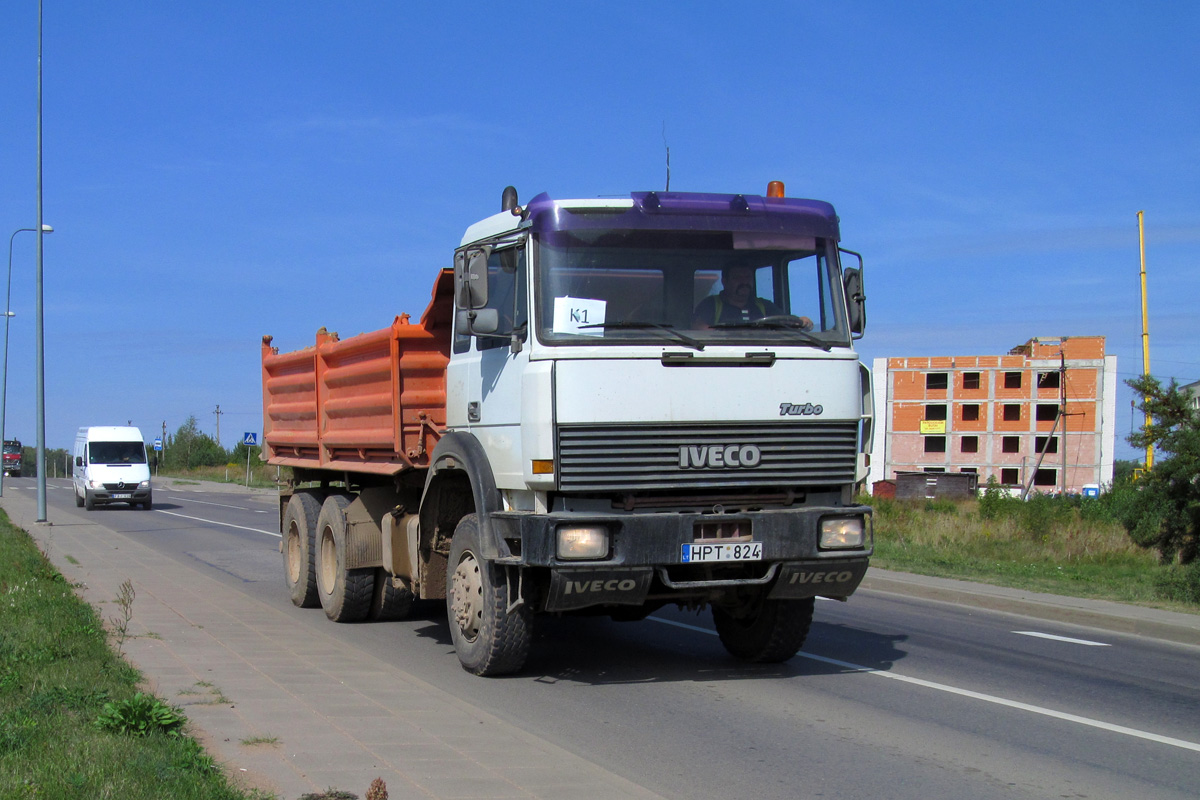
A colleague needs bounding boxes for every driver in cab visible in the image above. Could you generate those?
[692,265,813,330]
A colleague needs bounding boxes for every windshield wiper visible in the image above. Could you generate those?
[714,315,832,351]
[578,320,705,351]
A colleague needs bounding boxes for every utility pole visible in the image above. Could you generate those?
[1137,211,1153,471]
[1059,345,1067,496]
[213,405,223,449]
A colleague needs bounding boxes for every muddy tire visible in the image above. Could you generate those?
[713,596,815,663]
[282,491,322,608]
[315,494,374,622]
[446,514,531,676]
[369,569,415,621]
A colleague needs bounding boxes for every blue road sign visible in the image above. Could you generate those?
[243,432,258,446]
[152,438,163,451]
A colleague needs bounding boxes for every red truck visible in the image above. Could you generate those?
[3,439,21,477]
[262,184,874,675]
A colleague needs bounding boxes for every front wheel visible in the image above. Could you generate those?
[713,596,815,663]
[446,514,531,676]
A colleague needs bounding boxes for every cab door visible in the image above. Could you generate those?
[447,239,529,489]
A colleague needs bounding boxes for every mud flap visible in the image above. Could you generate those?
[768,558,869,600]
[546,568,654,612]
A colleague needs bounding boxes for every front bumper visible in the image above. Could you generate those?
[488,504,872,611]
[90,487,151,504]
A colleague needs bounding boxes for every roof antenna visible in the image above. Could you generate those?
[662,122,670,191]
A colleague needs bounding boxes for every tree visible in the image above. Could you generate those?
[1117,376,1200,564]
[163,416,228,470]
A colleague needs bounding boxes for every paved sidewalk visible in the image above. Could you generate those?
[4,480,1198,798]
[2,485,663,800]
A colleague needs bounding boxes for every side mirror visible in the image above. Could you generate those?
[455,308,499,336]
[455,247,491,309]
[840,248,866,337]
[75,455,83,467]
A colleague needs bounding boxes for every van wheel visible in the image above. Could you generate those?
[315,494,374,622]
[370,569,415,621]
[142,497,153,510]
[75,490,84,508]
[447,514,531,676]
[282,491,322,608]
[84,492,96,511]
[712,596,814,663]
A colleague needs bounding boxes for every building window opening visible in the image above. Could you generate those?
[1005,371,1023,389]
[1035,436,1060,454]
[925,404,948,421]
[924,436,946,453]
[926,373,948,391]
[1003,404,1021,421]
[1000,468,1019,485]
[960,435,979,453]
[961,467,978,474]
[962,403,980,421]
[1034,468,1057,487]
[1038,371,1060,389]
[1002,436,1020,453]
[1036,404,1059,422]
[963,372,981,390]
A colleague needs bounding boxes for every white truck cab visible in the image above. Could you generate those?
[73,426,152,510]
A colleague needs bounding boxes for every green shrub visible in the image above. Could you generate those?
[95,693,187,739]
[1154,562,1200,604]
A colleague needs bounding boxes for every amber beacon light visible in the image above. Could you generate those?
[766,180,785,198]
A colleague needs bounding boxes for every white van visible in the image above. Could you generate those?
[73,426,152,510]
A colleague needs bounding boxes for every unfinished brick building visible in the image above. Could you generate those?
[868,336,1117,494]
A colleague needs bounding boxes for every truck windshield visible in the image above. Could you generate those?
[2,442,19,455]
[89,442,147,465]
[535,228,848,347]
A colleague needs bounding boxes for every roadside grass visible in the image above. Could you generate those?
[157,464,284,490]
[868,493,1199,612]
[0,510,270,799]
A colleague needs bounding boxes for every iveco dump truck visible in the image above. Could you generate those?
[261,182,874,676]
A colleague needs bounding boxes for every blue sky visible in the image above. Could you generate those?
[1,2,1196,461]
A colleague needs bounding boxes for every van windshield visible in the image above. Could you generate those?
[89,442,147,465]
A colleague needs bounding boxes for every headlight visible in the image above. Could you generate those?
[139,480,150,488]
[557,525,609,560]
[820,517,865,549]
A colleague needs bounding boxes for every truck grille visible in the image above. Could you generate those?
[557,421,859,492]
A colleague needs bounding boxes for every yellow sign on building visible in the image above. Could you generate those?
[920,420,947,434]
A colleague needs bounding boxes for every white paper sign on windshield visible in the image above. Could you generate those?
[553,296,606,337]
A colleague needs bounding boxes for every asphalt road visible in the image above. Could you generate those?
[18,478,1200,799]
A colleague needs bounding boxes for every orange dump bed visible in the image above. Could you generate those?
[261,269,453,475]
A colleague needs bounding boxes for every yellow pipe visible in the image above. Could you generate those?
[1138,211,1152,470]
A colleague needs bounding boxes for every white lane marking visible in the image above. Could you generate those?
[153,508,280,538]
[1013,631,1110,647]
[649,616,1200,754]
[159,496,257,512]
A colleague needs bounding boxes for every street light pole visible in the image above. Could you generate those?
[1,224,53,498]
[35,0,48,522]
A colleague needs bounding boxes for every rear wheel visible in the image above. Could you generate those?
[446,514,531,676]
[281,491,322,608]
[369,569,415,621]
[713,596,815,663]
[315,494,374,622]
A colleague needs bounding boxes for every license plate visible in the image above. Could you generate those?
[681,542,762,563]
[112,493,132,499]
